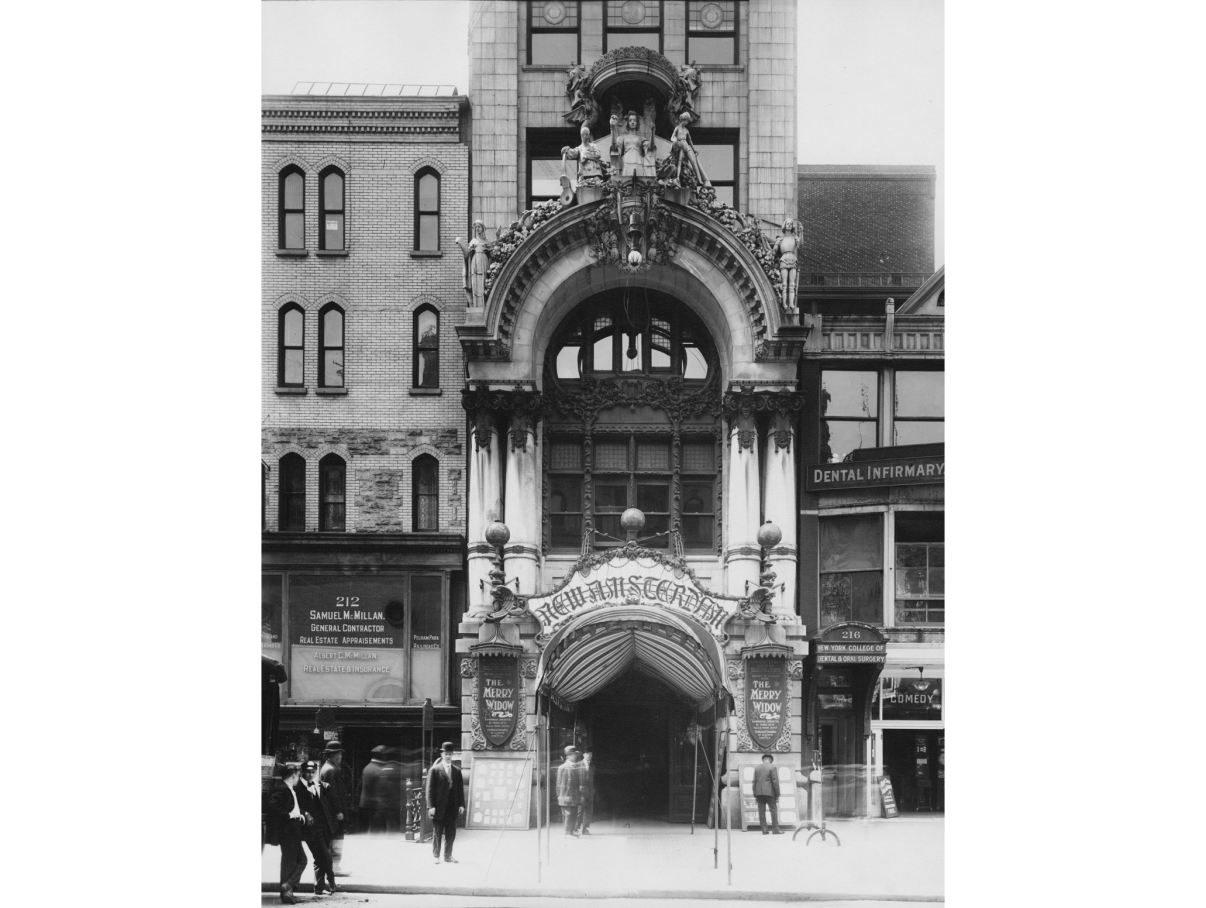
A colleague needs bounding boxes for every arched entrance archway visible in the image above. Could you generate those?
[534,604,734,824]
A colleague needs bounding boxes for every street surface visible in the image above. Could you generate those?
[262,817,943,902]
[260,897,932,908]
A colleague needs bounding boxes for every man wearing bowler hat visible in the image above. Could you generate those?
[556,745,583,837]
[319,740,350,876]
[265,762,307,904]
[752,753,783,835]
[425,742,466,864]
[297,761,336,894]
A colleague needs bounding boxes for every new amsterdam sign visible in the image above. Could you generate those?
[806,455,944,492]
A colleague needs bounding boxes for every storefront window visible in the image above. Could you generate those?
[821,371,878,463]
[262,574,283,661]
[409,575,443,702]
[819,514,883,627]
[879,677,943,722]
[895,512,944,625]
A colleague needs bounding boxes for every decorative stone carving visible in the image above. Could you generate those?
[772,219,801,316]
[774,722,792,753]
[787,660,804,681]
[583,178,682,274]
[609,110,657,178]
[471,410,494,452]
[454,220,492,309]
[561,124,608,191]
[521,658,538,679]
[726,659,744,680]
[664,112,709,189]
[459,658,477,678]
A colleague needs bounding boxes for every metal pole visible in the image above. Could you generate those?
[725,716,732,886]
[544,715,552,867]
[536,708,543,883]
[690,722,699,834]
[712,718,719,869]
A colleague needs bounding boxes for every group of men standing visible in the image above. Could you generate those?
[555,745,596,837]
[265,741,349,904]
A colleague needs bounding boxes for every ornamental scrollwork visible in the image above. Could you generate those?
[787,660,804,681]
[459,658,477,678]
[774,723,792,753]
[726,659,744,680]
[521,658,539,679]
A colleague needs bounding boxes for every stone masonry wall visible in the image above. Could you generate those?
[747,0,797,227]
[470,1,520,230]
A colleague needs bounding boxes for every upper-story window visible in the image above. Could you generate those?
[279,453,306,531]
[318,304,344,388]
[605,0,662,53]
[319,167,345,250]
[413,306,440,388]
[894,371,944,446]
[413,456,439,531]
[528,130,578,209]
[529,1,580,64]
[415,169,440,251]
[690,130,738,207]
[821,371,878,463]
[819,513,884,628]
[319,454,347,531]
[551,298,711,380]
[279,304,306,387]
[895,512,943,625]
[687,1,738,64]
[280,166,306,249]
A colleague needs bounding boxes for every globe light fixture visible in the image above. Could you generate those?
[756,521,782,549]
[485,520,511,547]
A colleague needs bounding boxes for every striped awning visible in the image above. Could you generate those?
[535,606,733,714]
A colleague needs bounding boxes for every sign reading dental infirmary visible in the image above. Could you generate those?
[524,554,741,640]
[806,455,944,491]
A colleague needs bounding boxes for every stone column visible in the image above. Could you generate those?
[724,390,762,597]
[763,396,803,621]
[503,396,542,597]
[466,410,502,617]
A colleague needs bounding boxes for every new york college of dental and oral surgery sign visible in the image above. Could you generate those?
[805,454,944,492]
[524,555,739,640]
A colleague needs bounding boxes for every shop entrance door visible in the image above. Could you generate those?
[667,719,714,823]
[819,714,862,817]
[882,729,944,813]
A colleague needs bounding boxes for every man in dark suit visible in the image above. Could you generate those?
[576,750,596,835]
[556,745,582,837]
[265,763,307,904]
[319,741,350,876]
[752,753,783,835]
[297,761,336,894]
[425,741,466,864]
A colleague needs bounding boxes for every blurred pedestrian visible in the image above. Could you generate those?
[577,751,596,835]
[265,762,307,904]
[425,742,466,864]
[752,753,783,835]
[360,745,404,833]
[556,745,582,837]
[298,761,336,894]
[319,741,350,876]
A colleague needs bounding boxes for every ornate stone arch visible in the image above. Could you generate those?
[407,156,448,176]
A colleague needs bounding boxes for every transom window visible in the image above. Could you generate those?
[529,1,580,64]
[605,1,663,53]
[687,1,738,65]
[551,295,712,381]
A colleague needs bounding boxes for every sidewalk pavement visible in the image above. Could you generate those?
[262,816,943,902]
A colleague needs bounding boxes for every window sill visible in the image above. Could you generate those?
[275,387,308,395]
[409,387,442,396]
[522,64,571,72]
[275,249,309,257]
[698,64,745,73]
[410,250,444,258]
[316,249,348,257]
[316,387,348,396]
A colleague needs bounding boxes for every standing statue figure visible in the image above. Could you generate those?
[566,62,587,100]
[610,110,656,178]
[562,125,605,182]
[772,218,801,313]
[669,112,710,187]
[454,220,491,309]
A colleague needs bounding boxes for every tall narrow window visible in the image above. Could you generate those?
[413,306,439,388]
[413,456,439,531]
[821,370,878,463]
[319,454,346,531]
[690,133,738,207]
[819,514,884,628]
[280,166,305,249]
[529,1,579,64]
[687,1,738,64]
[894,370,944,446]
[415,169,440,251]
[279,453,306,531]
[605,1,662,52]
[318,304,344,388]
[279,304,305,387]
[319,167,344,250]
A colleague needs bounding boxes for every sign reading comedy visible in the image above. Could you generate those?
[523,555,741,640]
[476,655,521,747]
[744,658,788,750]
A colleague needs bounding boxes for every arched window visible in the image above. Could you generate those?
[279,453,306,531]
[413,306,439,388]
[319,454,346,531]
[279,166,305,249]
[413,456,439,531]
[319,167,345,250]
[318,304,344,388]
[278,304,305,387]
[415,168,440,251]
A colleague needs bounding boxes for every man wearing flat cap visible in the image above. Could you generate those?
[319,741,350,876]
[752,753,783,835]
[425,742,466,864]
[556,745,583,838]
[265,763,307,904]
